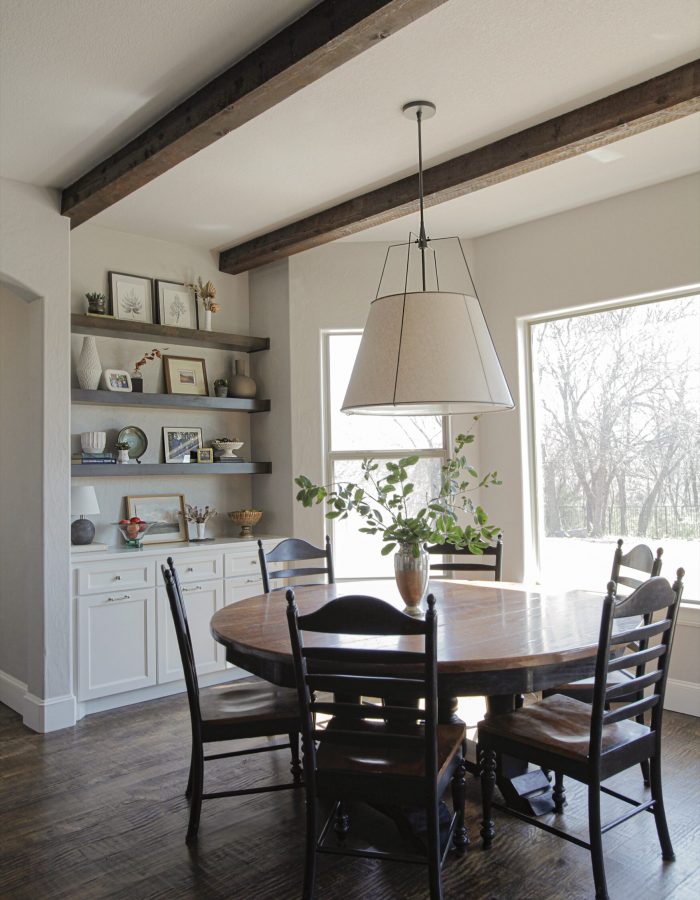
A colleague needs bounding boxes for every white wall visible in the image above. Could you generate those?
[0,177,71,731]
[70,225,257,540]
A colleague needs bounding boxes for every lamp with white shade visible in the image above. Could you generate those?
[71,485,100,545]
[342,101,514,417]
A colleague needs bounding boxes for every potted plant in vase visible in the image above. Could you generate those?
[295,428,501,614]
[214,378,229,398]
[184,504,217,540]
[187,277,220,331]
[132,346,168,393]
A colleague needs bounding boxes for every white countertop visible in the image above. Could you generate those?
[70,534,286,562]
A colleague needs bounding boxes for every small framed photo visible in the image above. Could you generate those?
[126,494,187,545]
[163,426,203,463]
[103,369,132,392]
[108,272,154,323]
[196,447,214,464]
[155,280,198,329]
[163,355,209,396]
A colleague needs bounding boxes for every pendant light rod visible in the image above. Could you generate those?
[403,100,436,291]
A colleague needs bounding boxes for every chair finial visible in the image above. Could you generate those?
[427,593,436,611]
[286,588,296,608]
[656,547,664,558]
[616,538,623,551]
[606,580,616,599]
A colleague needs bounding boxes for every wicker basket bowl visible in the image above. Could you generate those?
[228,509,263,537]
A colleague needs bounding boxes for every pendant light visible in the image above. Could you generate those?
[342,100,514,416]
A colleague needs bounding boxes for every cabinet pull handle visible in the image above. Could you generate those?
[245,578,258,584]
[250,560,257,565]
[107,594,130,603]
[186,567,194,572]
[114,575,122,581]
[182,585,202,593]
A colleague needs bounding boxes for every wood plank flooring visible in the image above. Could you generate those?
[1,698,698,899]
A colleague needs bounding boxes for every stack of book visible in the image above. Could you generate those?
[72,452,116,465]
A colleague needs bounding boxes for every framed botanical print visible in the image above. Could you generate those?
[155,280,198,329]
[126,493,187,544]
[163,355,209,396]
[108,272,154,323]
[162,426,203,463]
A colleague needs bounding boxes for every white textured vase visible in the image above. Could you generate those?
[196,522,206,539]
[80,431,106,454]
[202,309,212,331]
[76,336,102,390]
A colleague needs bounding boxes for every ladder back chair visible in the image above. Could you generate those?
[426,533,503,581]
[258,536,334,593]
[545,539,664,785]
[286,590,468,900]
[162,559,302,844]
[477,570,685,900]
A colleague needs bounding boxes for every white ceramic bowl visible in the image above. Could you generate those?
[81,431,106,454]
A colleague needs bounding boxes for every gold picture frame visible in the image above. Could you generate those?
[163,355,209,396]
[125,493,187,544]
[196,448,214,463]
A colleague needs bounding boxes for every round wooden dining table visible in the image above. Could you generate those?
[211,578,619,814]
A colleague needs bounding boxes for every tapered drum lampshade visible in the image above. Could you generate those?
[342,291,514,416]
[71,485,100,545]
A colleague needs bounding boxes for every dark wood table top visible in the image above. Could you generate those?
[211,580,628,696]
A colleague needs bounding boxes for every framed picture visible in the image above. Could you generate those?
[163,355,209,396]
[163,426,203,463]
[196,447,214,464]
[109,272,154,323]
[126,494,187,545]
[103,369,132,392]
[155,280,198,329]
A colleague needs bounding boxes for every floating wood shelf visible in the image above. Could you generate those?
[71,314,269,353]
[71,462,272,477]
[71,388,270,413]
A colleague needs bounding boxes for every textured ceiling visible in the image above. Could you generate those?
[1,0,698,246]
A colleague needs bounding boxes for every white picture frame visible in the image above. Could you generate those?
[155,280,198,329]
[109,272,154,323]
[126,494,187,544]
[103,369,132,392]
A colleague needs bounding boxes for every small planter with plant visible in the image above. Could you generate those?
[85,292,107,315]
[183,504,217,540]
[115,441,131,464]
[214,378,229,398]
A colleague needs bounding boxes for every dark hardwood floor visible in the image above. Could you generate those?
[1,698,698,899]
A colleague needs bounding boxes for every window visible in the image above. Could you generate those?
[530,294,699,600]
[324,332,446,579]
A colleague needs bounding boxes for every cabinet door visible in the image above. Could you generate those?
[77,590,156,700]
[157,581,225,683]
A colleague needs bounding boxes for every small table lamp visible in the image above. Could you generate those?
[71,485,100,545]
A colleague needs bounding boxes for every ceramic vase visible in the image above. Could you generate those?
[196,522,206,539]
[202,308,212,331]
[76,336,102,390]
[394,542,429,615]
[117,448,130,464]
[229,359,257,399]
[80,431,106,454]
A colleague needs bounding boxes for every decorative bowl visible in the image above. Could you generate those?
[116,520,158,548]
[212,439,244,460]
[228,509,263,537]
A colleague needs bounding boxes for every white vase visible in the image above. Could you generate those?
[202,309,212,331]
[81,431,106,454]
[117,448,130,464]
[76,336,102,390]
[196,522,206,539]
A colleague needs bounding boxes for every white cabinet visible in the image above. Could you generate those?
[157,580,225,683]
[77,589,156,700]
[225,574,264,606]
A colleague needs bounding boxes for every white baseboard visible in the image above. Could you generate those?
[665,678,700,717]
[0,669,27,715]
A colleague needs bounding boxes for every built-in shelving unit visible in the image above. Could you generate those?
[72,462,272,477]
[71,313,269,353]
[72,388,270,413]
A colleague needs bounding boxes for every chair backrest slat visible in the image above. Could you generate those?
[605,669,663,701]
[258,536,334,593]
[426,534,503,581]
[162,560,202,728]
[608,618,671,649]
[607,643,665,673]
[287,590,440,795]
[603,694,659,726]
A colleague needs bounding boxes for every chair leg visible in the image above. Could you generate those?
[186,745,204,845]
[649,755,675,861]
[479,745,496,849]
[451,759,469,854]
[289,731,303,784]
[185,748,194,800]
[553,772,566,813]
[588,781,609,900]
[640,759,651,787]
[426,799,444,900]
[302,795,318,900]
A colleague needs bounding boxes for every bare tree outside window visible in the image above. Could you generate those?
[531,296,699,599]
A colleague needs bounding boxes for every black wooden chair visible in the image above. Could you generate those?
[477,570,685,900]
[258,536,334,593]
[286,590,468,900]
[162,558,302,844]
[426,533,503,581]
[544,540,664,784]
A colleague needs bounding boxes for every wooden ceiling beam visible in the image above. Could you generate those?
[219,59,700,275]
[61,0,448,227]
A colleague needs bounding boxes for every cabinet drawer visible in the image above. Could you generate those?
[224,540,279,579]
[77,559,154,595]
[157,581,225,683]
[225,574,264,606]
[156,553,223,586]
[77,589,156,700]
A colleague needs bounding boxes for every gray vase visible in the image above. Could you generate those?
[76,336,102,390]
[394,542,429,615]
[229,359,256,399]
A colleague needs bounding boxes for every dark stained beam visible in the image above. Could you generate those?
[219,59,700,275]
[61,0,448,227]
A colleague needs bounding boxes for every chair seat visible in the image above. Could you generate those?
[199,676,300,725]
[318,717,465,781]
[478,694,649,761]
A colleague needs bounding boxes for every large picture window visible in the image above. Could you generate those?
[530,294,699,600]
[325,332,446,579]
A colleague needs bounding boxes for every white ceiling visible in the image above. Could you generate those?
[1,0,699,248]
